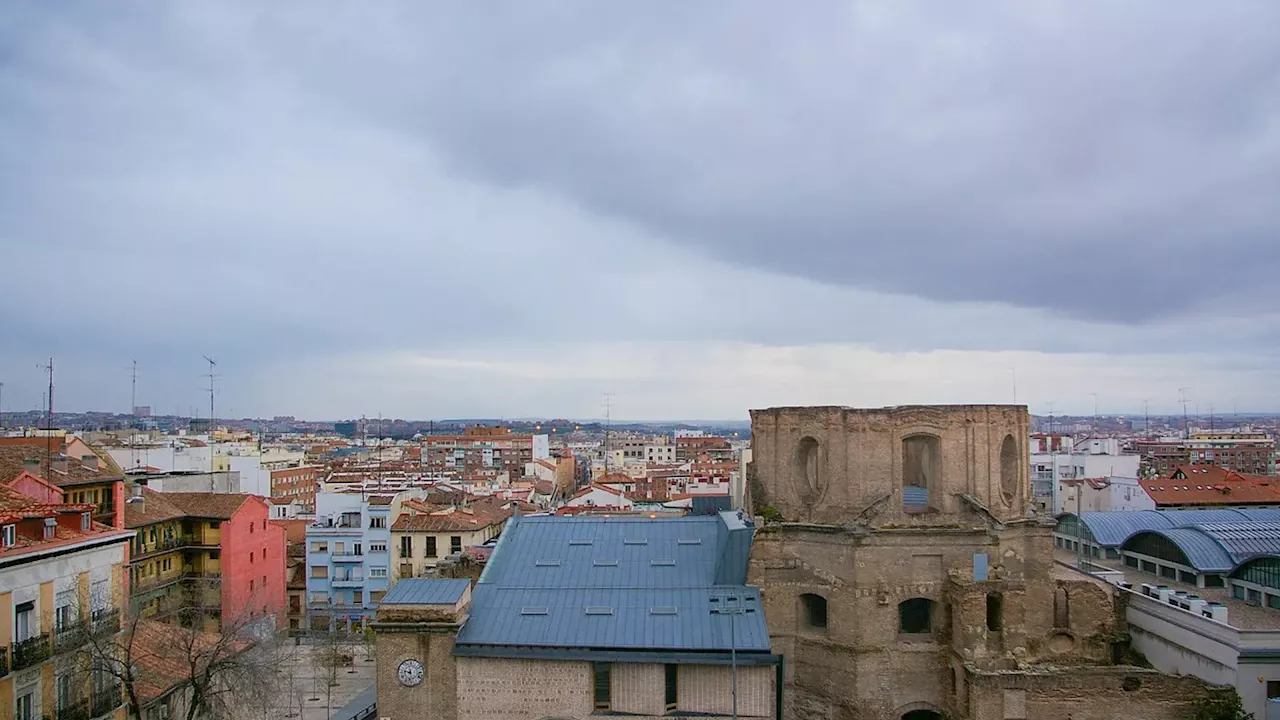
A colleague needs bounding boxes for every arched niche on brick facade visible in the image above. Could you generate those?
[901,434,940,512]
[1000,433,1019,505]
[794,436,825,505]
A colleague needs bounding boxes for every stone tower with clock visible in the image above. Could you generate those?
[372,578,471,720]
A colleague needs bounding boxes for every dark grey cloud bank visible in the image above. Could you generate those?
[1,2,1279,416]
[274,1,1280,323]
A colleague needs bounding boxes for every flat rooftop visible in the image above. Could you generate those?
[1054,549,1280,631]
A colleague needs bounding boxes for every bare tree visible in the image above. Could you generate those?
[310,625,357,720]
[78,579,291,720]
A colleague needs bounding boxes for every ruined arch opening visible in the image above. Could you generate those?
[1000,433,1019,503]
[1054,587,1070,628]
[795,436,823,501]
[902,711,943,720]
[902,434,939,512]
[898,597,935,635]
[799,593,828,632]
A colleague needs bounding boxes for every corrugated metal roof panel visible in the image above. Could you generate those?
[380,578,469,605]
[457,511,768,652]
[1194,522,1280,564]
[1155,528,1235,572]
[1077,511,1176,546]
[458,586,770,652]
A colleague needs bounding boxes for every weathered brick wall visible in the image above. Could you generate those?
[453,658,775,719]
[749,405,1029,525]
[964,667,1213,720]
[375,628,458,720]
[747,404,1217,720]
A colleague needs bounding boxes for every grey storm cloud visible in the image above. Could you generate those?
[267,1,1280,323]
[2,1,1280,417]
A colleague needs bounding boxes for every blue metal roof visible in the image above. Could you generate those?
[455,511,769,652]
[1193,522,1280,565]
[1061,509,1280,547]
[1152,528,1236,572]
[381,578,470,605]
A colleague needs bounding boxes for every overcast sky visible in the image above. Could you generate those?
[2,2,1279,421]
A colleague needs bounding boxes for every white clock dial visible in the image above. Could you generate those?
[397,658,424,687]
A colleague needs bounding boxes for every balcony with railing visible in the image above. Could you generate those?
[91,609,121,637]
[331,575,365,588]
[0,646,8,678]
[54,620,88,653]
[91,685,122,719]
[11,632,52,670]
[332,552,365,563]
[51,697,92,720]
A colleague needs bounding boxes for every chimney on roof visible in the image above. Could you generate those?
[51,454,68,474]
[22,459,40,474]
[81,454,99,471]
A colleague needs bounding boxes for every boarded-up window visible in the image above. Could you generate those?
[592,662,611,710]
[1054,587,1069,628]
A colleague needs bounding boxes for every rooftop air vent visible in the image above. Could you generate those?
[593,559,619,567]
[649,606,678,616]
[650,559,676,567]
[520,607,549,615]
[585,606,614,616]
[569,539,593,546]
[677,538,702,545]
[624,538,648,546]
[535,560,562,567]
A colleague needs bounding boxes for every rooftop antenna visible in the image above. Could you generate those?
[1089,392,1099,437]
[202,355,218,487]
[130,360,140,469]
[1142,399,1150,438]
[1209,404,1215,433]
[603,392,614,474]
[0,380,5,431]
[1178,387,1192,439]
[37,358,54,479]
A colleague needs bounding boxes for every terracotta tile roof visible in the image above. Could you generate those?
[161,492,256,519]
[0,485,129,558]
[533,459,556,471]
[392,500,511,533]
[368,496,394,506]
[533,480,554,495]
[0,442,121,487]
[1140,465,1280,506]
[131,620,253,704]
[271,519,310,545]
[570,483,626,500]
[123,486,189,528]
[597,473,635,485]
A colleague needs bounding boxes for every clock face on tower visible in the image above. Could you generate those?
[397,658,424,687]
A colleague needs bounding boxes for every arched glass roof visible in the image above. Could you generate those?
[1055,509,1280,548]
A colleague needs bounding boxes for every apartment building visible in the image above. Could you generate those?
[305,493,393,631]
[373,511,780,720]
[1131,431,1276,477]
[1137,465,1280,509]
[391,498,510,579]
[421,426,550,475]
[0,439,126,529]
[674,434,733,463]
[1029,435,1141,512]
[124,488,287,632]
[269,465,321,510]
[0,483,132,720]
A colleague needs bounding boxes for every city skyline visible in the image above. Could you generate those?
[3,3,1279,420]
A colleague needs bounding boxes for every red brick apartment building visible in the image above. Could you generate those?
[422,426,538,475]
[270,465,322,510]
[1132,434,1276,477]
[674,435,734,462]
